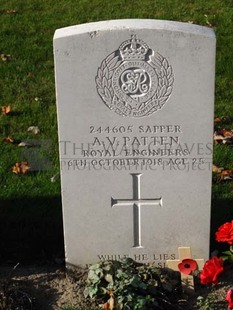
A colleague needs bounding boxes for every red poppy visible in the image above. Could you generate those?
[178,259,197,275]
[200,256,224,285]
[226,289,233,309]
[215,221,233,245]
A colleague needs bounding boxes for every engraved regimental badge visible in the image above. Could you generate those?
[96,35,174,117]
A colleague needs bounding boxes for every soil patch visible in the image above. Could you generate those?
[0,265,97,310]
[0,264,232,309]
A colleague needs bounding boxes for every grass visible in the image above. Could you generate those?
[0,0,233,271]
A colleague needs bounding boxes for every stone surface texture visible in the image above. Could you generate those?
[54,19,216,267]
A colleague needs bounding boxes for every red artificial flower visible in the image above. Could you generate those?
[215,221,233,245]
[226,289,233,309]
[200,256,224,285]
[178,259,197,275]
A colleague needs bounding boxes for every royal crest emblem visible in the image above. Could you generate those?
[96,35,174,117]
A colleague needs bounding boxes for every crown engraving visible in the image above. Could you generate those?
[119,35,149,61]
[96,35,174,117]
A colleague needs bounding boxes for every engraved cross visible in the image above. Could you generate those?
[111,173,162,248]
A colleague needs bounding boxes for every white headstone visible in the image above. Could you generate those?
[54,20,215,268]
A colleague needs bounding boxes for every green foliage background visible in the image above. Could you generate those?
[0,0,232,262]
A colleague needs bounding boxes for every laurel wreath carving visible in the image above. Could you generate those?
[96,52,120,110]
[146,53,174,116]
[96,51,174,117]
